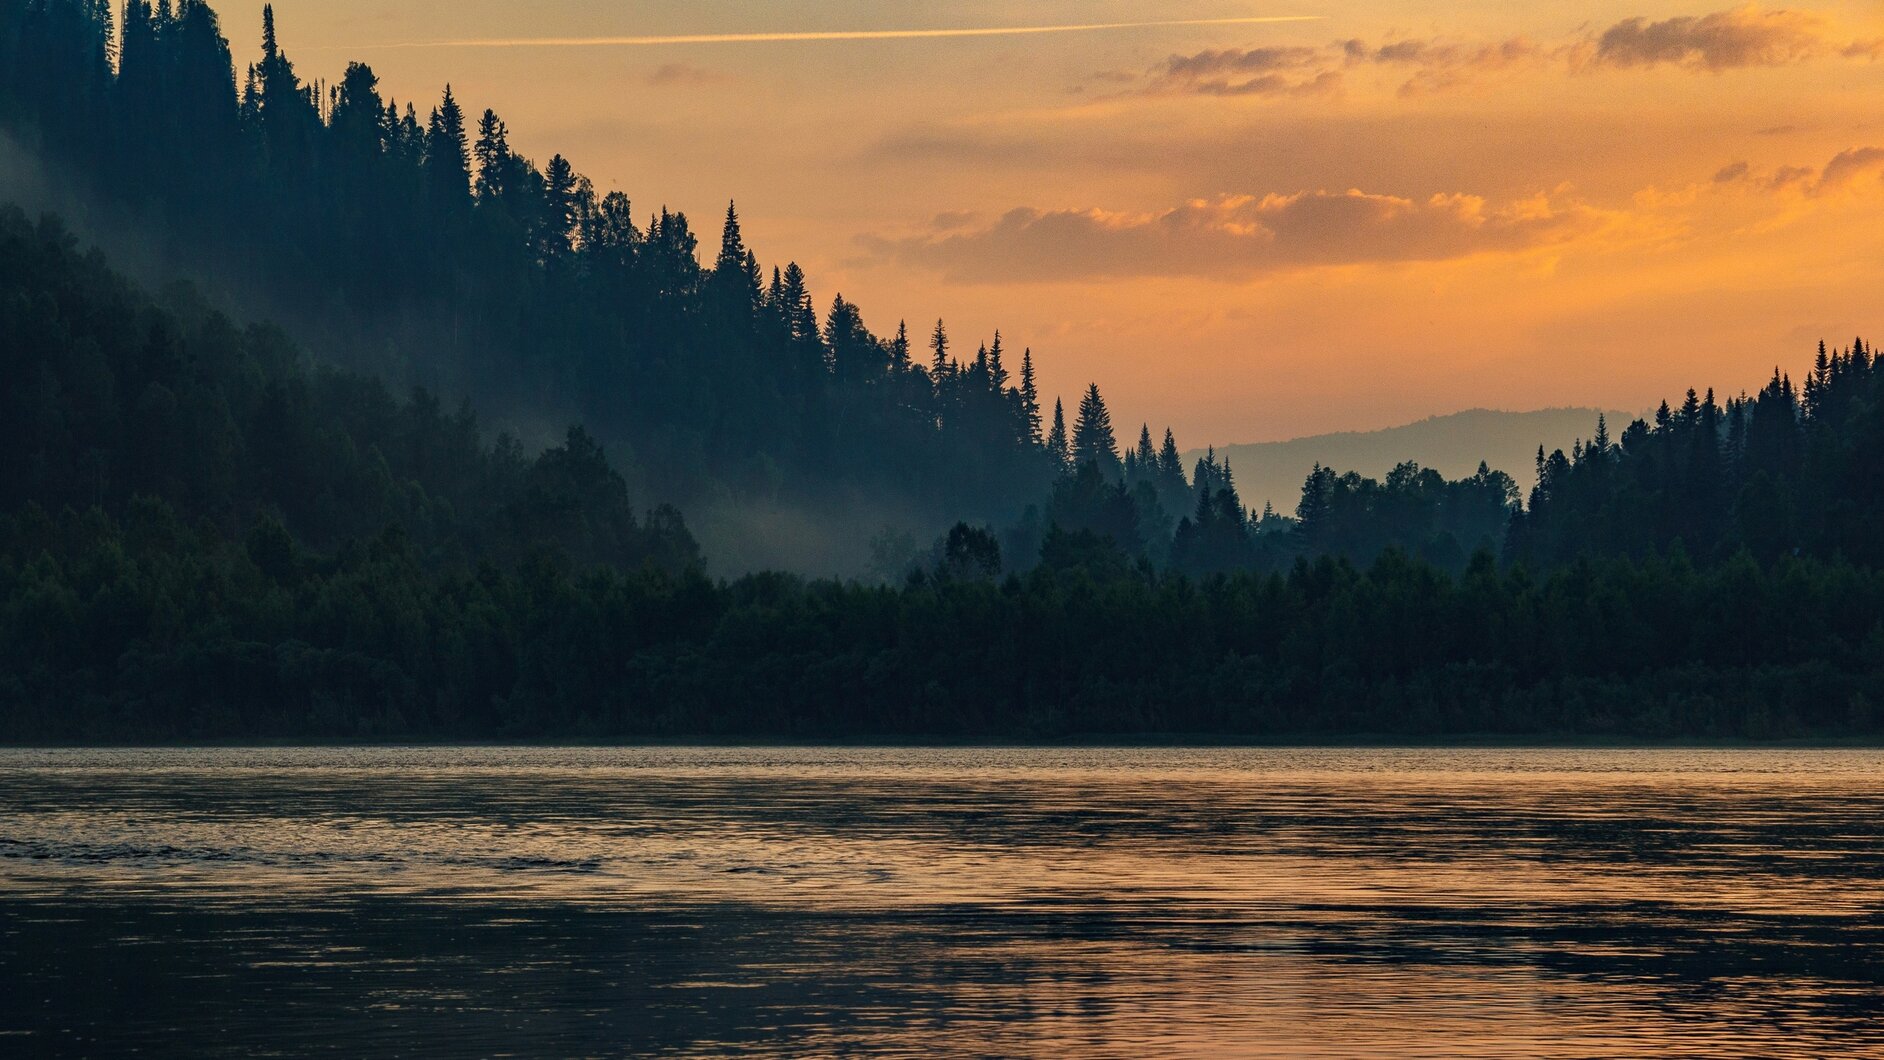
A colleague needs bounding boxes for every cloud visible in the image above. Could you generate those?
[863,188,1617,283]
[646,62,728,86]
[1143,6,1877,99]
[1710,146,1884,194]
[1145,45,1339,96]
[1374,36,1547,96]
[1150,33,1550,98]
[1814,147,1884,192]
[1590,5,1835,70]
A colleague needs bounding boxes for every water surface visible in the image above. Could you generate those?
[2,746,1880,1056]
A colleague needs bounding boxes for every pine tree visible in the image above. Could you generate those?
[987,331,1009,390]
[712,200,745,273]
[1134,424,1156,478]
[1158,428,1184,481]
[1045,398,1071,473]
[1017,347,1042,445]
[929,319,949,377]
[473,108,511,201]
[539,154,580,260]
[1072,383,1119,474]
[425,84,470,206]
[779,263,818,349]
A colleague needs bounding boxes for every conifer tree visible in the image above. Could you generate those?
[424,84,470,206]
[540,154,580,259]
[988,331,1009,390]
[1072,383,1119,474]
[473,108,511,202]
[890,321,911,370]
[929,319,949,377]
[705,200,760,317]
[1017,347,1042,445]
[1134,424,1156,477]
[1046,398,1071,474]
[1158,428,1184,480]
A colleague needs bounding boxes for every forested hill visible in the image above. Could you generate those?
[0,206,700,574]
[5,193,1884,743]
[0,0,1075,572]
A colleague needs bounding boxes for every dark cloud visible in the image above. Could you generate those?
[1591,6,1832,70]
[1146,6,1871,99]
[864,189,1609,283]
[1816,146,1884,192]
[1713,146,1884,194]
[1151,34,1545,98]
[1145,45,1335,96]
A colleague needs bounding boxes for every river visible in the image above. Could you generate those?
[2,746,1879,1056]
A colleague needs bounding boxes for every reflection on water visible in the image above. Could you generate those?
[2,747,1880,1057]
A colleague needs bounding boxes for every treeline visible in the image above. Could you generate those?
[0,0,1089,563]
[1513,345,1884,567]
[9,506,1883,740]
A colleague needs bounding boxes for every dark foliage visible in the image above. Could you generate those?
[0,207,698,573]
[0,0,1060,560]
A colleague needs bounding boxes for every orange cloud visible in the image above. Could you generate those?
[865,189,1614,282]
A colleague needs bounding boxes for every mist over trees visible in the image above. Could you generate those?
[0,0,1074,569]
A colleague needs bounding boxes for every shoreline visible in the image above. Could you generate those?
[4,734,1881,751]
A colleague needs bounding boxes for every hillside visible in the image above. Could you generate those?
[1194,407,1639,514]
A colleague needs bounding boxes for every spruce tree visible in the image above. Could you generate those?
[929,319,949,377]
[1017,347,1042,445]
[1072,383,1119,474]
[1046,398,1071,473]
[890,321,911,370]
[425,84,470,206]
[536,154,580,252]
[988,331,1009,390]
[1158,428,1184,480]
[473,108,511,202]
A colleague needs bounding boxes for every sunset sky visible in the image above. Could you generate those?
[244,1,1884,445]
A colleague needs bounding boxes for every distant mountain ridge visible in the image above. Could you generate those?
[1191,407,1640,513]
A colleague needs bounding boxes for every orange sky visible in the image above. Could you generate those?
[246,1,1884,445]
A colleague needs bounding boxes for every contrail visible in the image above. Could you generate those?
[349,16,1324,50]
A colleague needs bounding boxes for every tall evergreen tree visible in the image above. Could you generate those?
[1158,429,1184,480]
[1017,347,1042,445]
[424,84,470,206]
[1072,383,1119,475]
[1046,399,1071,474]
[707,200,761,316]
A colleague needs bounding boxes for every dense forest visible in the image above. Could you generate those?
[2,204,1882,741]
[2,1,1883,741]
[0,0,1106,570]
